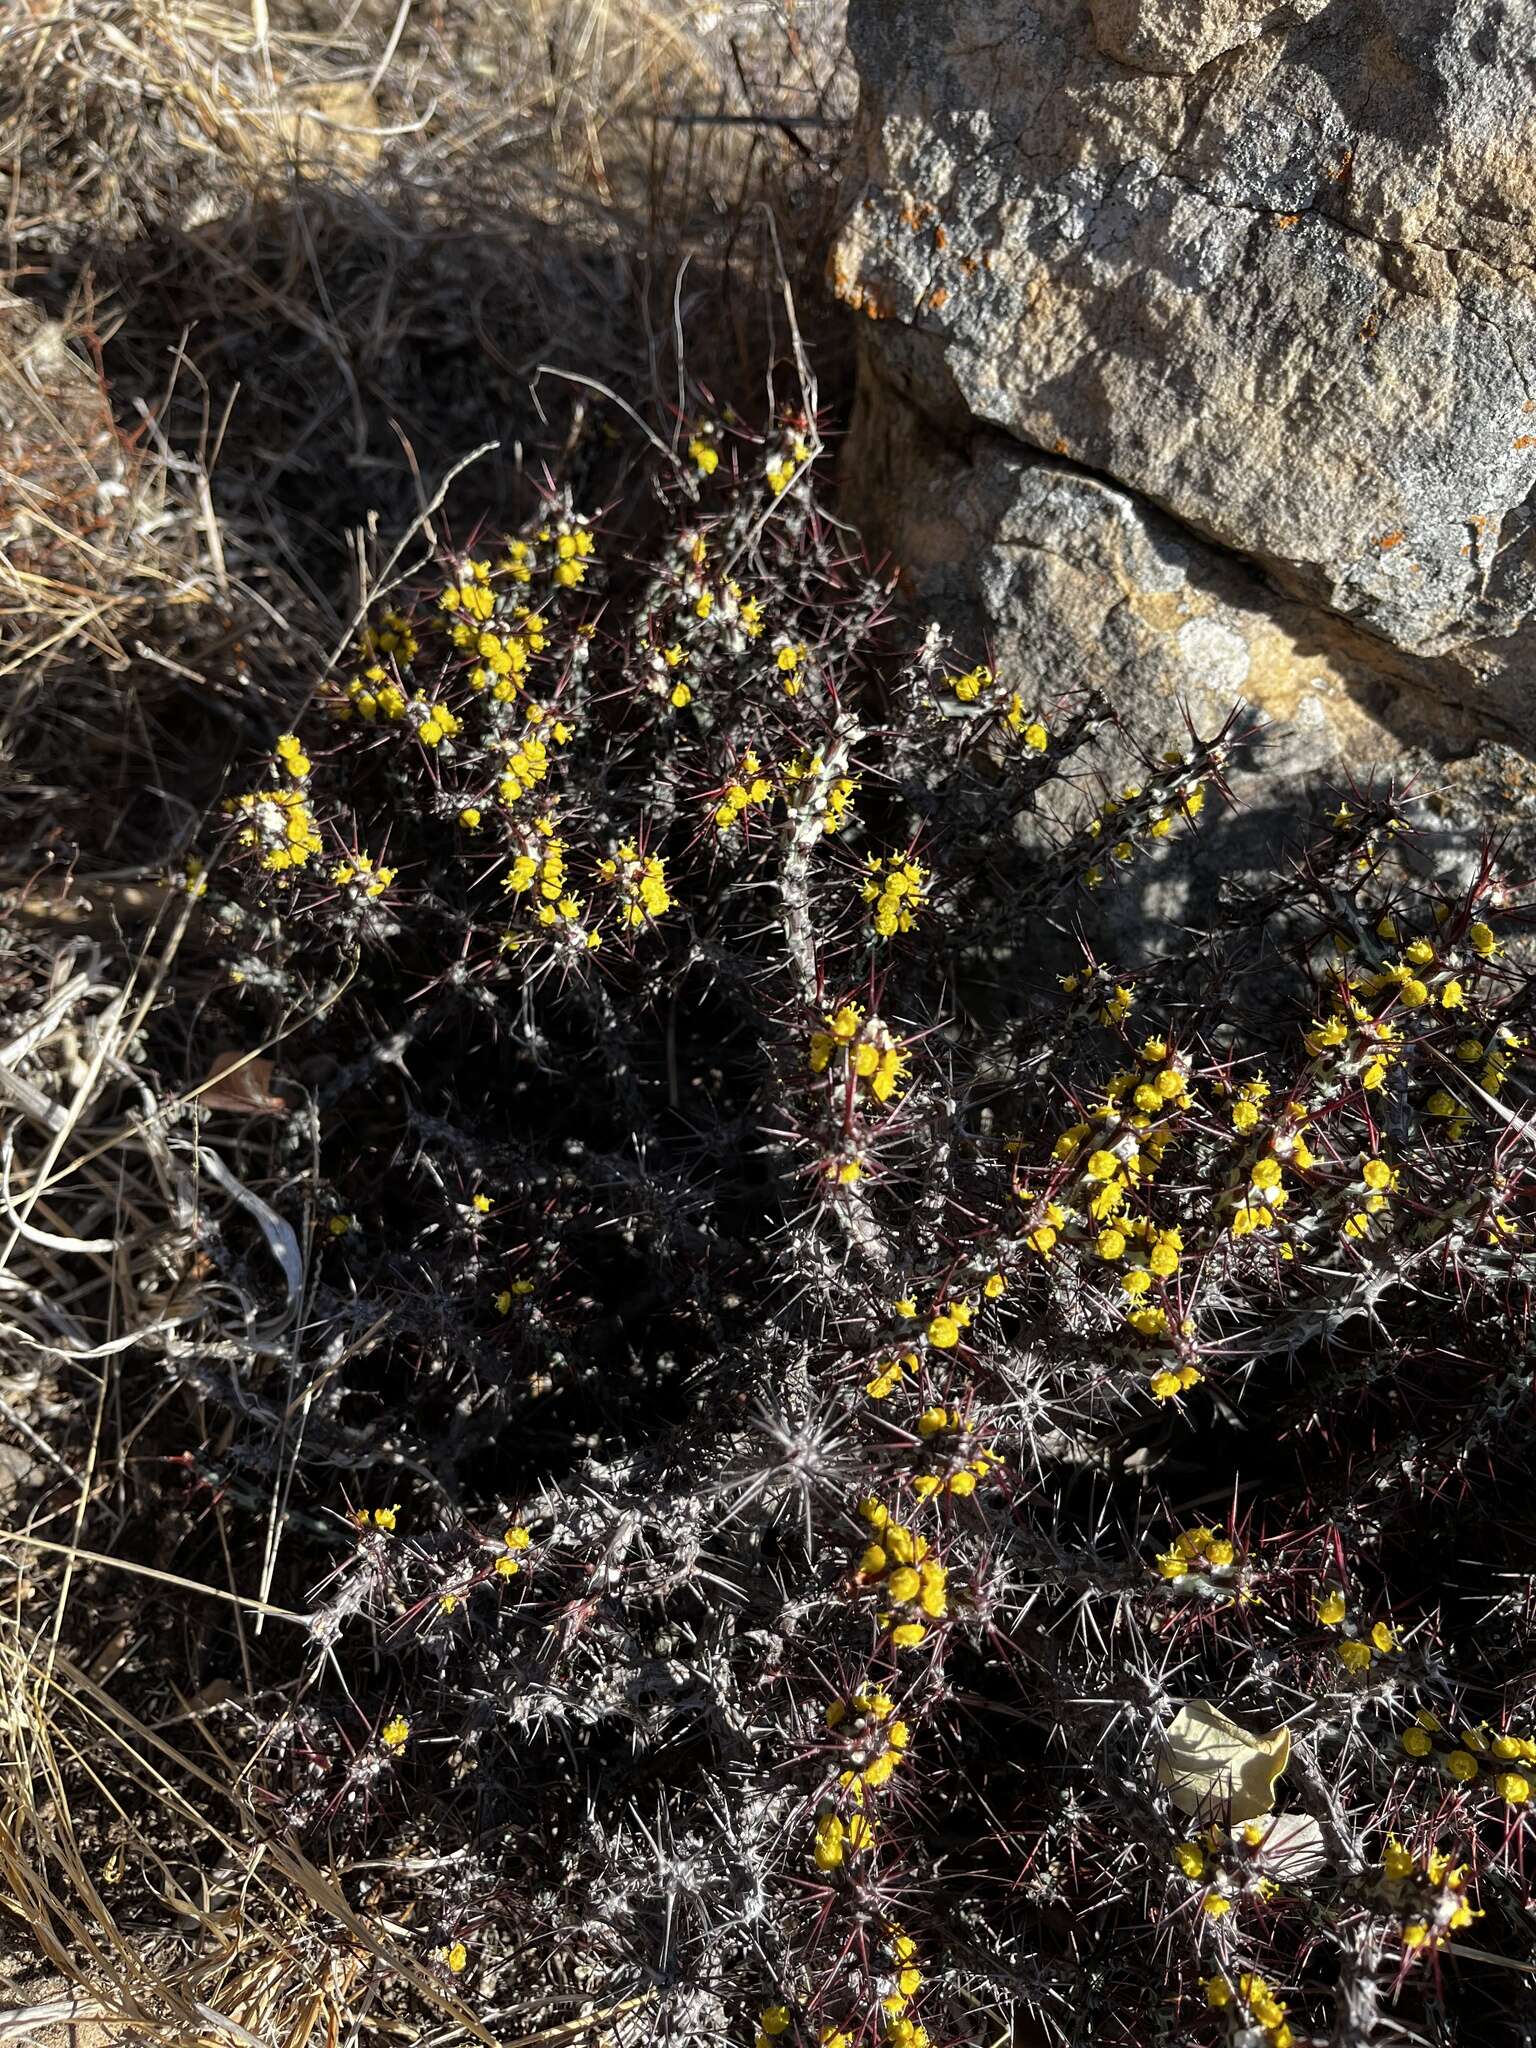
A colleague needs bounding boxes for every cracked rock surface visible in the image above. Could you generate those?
[849,367,1536,943]
[832,0,1536,727]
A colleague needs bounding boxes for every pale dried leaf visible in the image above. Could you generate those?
[1243,1810,1327,1880]
[1156,1700,1292,1823]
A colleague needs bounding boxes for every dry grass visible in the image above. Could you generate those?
[0,2,852,2038]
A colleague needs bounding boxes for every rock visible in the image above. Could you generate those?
[1087,0,1327,74]
[831,0,1536,691]
[852,359,1447,765]
[849,357,1536,937]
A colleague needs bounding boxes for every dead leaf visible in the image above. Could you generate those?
[199,1050,288,1114]
[1156,1700,1292,1823]
[1243,1810,1327,1880]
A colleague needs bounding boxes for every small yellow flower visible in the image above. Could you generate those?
[381,1715,410,1753]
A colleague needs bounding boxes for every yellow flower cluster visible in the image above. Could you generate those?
[331,852,395,898]
[753,2007,789,2048]
[948,664,991,704]
[909,1405,1000,1500]
[1175,1814,1303,1922]
[826,1687,911,1790]
[549,522,596,589]
[600,841,672,929]
[1229,1071,1268,1133]
[226,753,323,876]
[494,1524,531,1579]
[714,749,774,832]
[1035,1033,1207,1392]
[1315,1585,1396,1673]
[1398,1710,1533,1802]
[341,666,408,721]
[863,855,928,939]
[358,606,419,664]
[1302,992,1402,1092]
[812,1806,874,1869]
[1429,1021,1527,1135]
[766,429,811,496]
[438,561,497,620]
[1361,926,1469,1015]
[774,640,807,694]
[856,1499,947,1648]
[1155,1524,1235,1582]
[1204,1970,1292,2048]
[468,627,530,696]
[502,820,595,941]
[1078,764,1207,888]
[880,1922,928,2047]
[865,1353,914,1399]
[924,1301,971,1349]
[782,750,859,835]
[1230,1153,1290,1237]
[1378,1838,1479,1950]
[808,1007,908,1107]
[1341,1153,1398,1241]
[409,695,460,748]
[944,664,1048,750]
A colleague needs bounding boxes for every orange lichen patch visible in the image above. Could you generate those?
[899,199,935,231]
[1359,310,1382,342]
[1052,438,1069,456]
[828,266,892,320]
[928,287,949,310]
[1274,213,1300,229]
[1330,147,1354,180]
[960,255,979,274]
[1236,628,1395,756]
[1376,530,1405,550]
[1514,436,1536,450]
[934,225,948,250]
[1121,582,1405,762]
[1124,587,1193,633]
